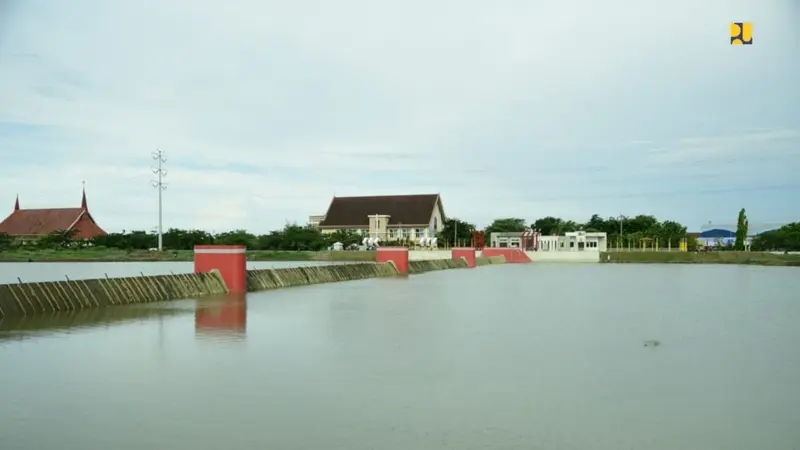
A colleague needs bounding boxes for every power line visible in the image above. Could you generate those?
[151,150,168,251]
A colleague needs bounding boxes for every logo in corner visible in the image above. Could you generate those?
[731,22,753,45]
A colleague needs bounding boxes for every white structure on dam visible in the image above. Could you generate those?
[488,230,607,262]
[534,231,607,262]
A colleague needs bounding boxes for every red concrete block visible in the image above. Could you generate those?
[376,247,409,274]
[194,245,248,294]
[481,248,532,263]
[452,247,476,267]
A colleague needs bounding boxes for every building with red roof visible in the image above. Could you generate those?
[0,187,107,240]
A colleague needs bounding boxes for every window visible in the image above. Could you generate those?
[416,228,424,238]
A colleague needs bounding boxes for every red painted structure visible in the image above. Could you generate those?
[521,228,541,250]
[376,247,409,274]
[195,296,247,336]
[452,247,477,267]
[471,231,486,250]
[481,248,532,263]
[194,245,248,294]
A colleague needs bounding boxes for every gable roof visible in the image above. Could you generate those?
[320,194,444,227]
[0,208,95,236]
[0,188,107,238]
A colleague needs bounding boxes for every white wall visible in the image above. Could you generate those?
[427,199,444,236]
[528,251,601,262]
[408,250,451,261]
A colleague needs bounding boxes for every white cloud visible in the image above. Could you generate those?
[0,0,798,233]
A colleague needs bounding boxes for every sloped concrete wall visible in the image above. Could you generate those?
[408,258,468,274]
[476,255,507,266]
[481,248,532,263]
[246,263,398,291]
[0,271,228,317]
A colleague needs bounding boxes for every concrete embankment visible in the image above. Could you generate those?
[408,258,467,273]
[0,257,510,317]
[0,272,228,317]
[408,255,507,272]
[246,263,398,290]
[248,258,512,290]
[601,251,800,266]
[476,255,507,266]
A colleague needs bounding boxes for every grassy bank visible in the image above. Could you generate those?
[0,248,377,263]
[601,251,800,266]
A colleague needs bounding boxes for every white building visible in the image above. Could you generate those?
[537,231,607,252]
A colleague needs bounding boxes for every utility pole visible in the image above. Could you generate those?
[151,150,168,251]
[618,214,624,250]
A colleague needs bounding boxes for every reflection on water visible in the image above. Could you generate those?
[195,295,247,342]
[0,303,191,342]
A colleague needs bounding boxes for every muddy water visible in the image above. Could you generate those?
[1,264,798,449]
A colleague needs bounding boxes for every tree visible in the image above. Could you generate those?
[751,222,800,251]
[325,229,362,248]
[485,217,526,233]
[214,229,257,247]
[0,212,712,253]
[531,216,563,235]
[162,228,214,250]
[38,229,78,249]
[438,218,476,247]
[0,232,13,252]
[483,217,527,243]
[92,230,156,250]
[734,208,748,250]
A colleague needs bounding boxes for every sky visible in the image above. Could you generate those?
[0,0,798,234]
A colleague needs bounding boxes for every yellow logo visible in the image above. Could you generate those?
[731,22,753,45]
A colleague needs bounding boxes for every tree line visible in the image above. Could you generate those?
[1,212,798,252]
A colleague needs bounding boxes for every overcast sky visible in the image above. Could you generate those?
[0,0,798,233]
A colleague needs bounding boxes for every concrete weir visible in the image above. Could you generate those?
[0,271,228,317]
[247,263,398,291]
[0,248,509,317]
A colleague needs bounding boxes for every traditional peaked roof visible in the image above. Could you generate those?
[320,194,444,227]
[0,187,107,239]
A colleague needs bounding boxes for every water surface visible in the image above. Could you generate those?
[1,264,798,449]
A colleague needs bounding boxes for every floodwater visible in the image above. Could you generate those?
[0,260,348,284]
[1,264,799,450]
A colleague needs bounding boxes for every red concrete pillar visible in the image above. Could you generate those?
[452,247,476,267]
[194,245,247,294]
[376,247,409,274]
